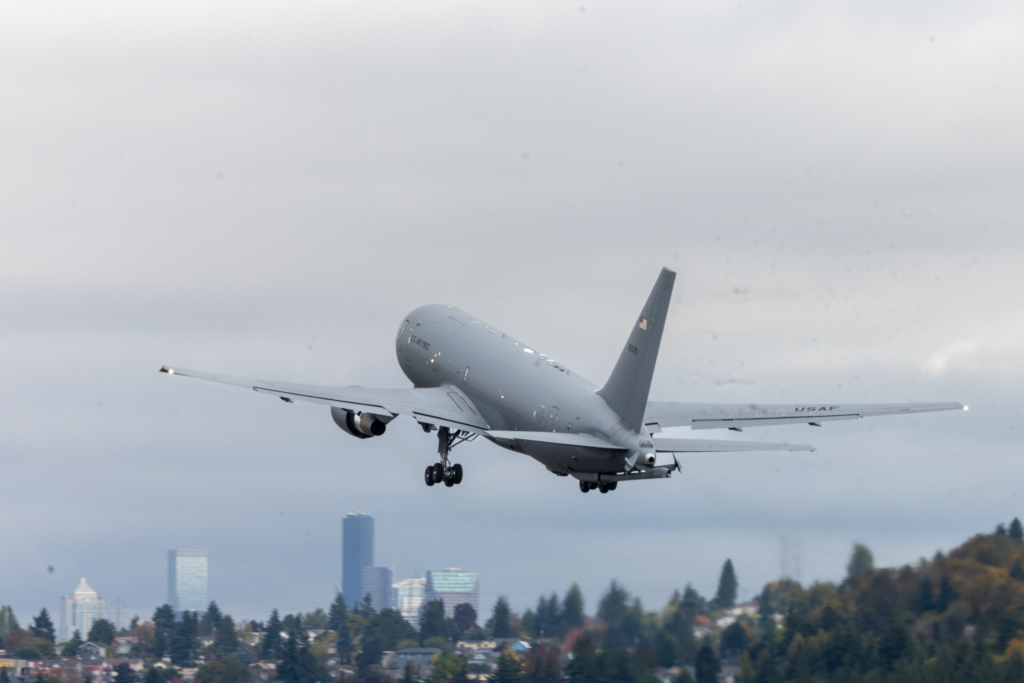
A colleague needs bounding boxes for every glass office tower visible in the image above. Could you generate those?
[168,549,208,612]
[60,578,105,641]
[342,513,374,605]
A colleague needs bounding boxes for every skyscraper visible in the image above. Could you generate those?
[394,578,426,628]
[60,578,105,641]
[342,513,374,604]
[425,568,480,619]
[361,566,394,611]
[168,549,208,612]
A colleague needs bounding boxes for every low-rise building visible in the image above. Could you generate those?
[78,642,106,664]
[394,647,441,669]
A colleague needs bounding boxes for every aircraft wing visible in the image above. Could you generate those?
[159,366,490,432]
[653,438,815,452]
[644,401,965,431]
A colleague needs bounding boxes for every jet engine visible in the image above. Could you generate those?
[331,407,391,439]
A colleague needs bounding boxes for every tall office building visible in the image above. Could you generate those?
[394,578,426,628]
[361,566,394,611]
[342,513,374,604]
[168,549,208,612]
[425,568,480,619]
[60,578,105,641]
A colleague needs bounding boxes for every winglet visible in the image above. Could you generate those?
[597,268,675,432]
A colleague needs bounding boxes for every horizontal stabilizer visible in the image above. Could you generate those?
[653,438,815,453]
[644,401,965,431]
[484,431,628,450]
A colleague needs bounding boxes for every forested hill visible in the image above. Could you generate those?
[722,523,1024,683]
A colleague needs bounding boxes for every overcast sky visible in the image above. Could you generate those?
[2,0,1023,626]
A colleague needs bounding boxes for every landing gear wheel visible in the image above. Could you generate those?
[425,466,435,486]
[453,463,463,484]
[432,463,444,483]
[444,470,456,487]
[608,482,618,491]
[599,484,609,494]
[580,481,590,493]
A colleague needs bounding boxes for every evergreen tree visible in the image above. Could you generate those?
[278,626,300,682]
[694,644,720,683]
[488,597,513,639]
[214,615,239,655]
[336,615,353,665]
[847,543,874,579]
[420,600,447,644]
[152,605,176,659]
[937,575,959,612]
[453,603,477,635]
[142,666,168,683]
[328,593,348,632]
[1011,560,1024,581]
[533,595,560,639]
[0,606,19,640]
[62,629,84,656]
[153,605,176,632]
[355,634,383,681]
[30,609,55,643]
[918,575,936,613]
[562,584,585,631]
[714,560,738,609]
[359,593,376,617]
[1011,518,1024,541]
[88,618,116,645]
[597,581,630,629]
[720,622,747,659]
[198,602,223,637]
[490,648,522,683]
[401,662,417,683]
[170,611,199,666]
[260,609,282,660]
[278,617,320,683]
[877,617,914,670]
[114,661,136,683]
[997,523,1009,536]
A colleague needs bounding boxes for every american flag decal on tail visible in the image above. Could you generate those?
[638,317,648,331]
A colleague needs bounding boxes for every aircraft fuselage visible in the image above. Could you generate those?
[396,304,655,475]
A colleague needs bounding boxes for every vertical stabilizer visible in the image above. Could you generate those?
[597,268,675,432]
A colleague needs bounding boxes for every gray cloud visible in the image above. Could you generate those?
[1,0,1022,624]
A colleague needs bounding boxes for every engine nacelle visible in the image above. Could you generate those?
[331,407,390,438]
[643,452,656,465]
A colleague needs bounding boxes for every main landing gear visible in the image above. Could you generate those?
[579,480,618,494]
[424,426,470,488]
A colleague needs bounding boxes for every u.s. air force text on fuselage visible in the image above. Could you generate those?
[161,268,965,494]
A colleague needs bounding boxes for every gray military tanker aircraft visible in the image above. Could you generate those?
[161,268,964,493]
